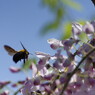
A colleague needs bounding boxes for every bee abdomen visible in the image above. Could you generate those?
[13,52,26,63]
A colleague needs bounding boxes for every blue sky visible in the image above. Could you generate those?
[0,0,95,93]
[0,0,56,81]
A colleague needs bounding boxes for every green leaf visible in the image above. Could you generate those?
[61,0,82,10]
[21,58,37,70]
[41,20,60,35]
[61,22,72,40]
[57,8,64,20]
[79,32,89,43]
[42,0,58,9]
[41,7,64,35]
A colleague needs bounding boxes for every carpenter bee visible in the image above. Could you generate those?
[4,42,29,63]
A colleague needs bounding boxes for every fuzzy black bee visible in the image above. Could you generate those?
[4,42,29,63]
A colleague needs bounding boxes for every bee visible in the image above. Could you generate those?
[4,42,29,63]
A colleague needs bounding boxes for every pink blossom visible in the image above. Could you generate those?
[0,90,9,95]
[0,81,10,89]
[82,22,94,34]
[9,66,21,73]
[47,38,63,49]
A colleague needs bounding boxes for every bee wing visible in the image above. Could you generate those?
[4,45,17,56]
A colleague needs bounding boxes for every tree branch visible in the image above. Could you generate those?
[60,48,95,95]
[91,0,95,6]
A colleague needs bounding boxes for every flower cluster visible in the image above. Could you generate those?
[20,21,95,95]
[1,21,95,95]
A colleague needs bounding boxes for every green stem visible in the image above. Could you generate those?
[14,86,23,95]
[60,48,95,95]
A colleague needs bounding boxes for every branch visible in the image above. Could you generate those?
[60,48,95,95]
[91,0,95,6]
[14,86,23,95]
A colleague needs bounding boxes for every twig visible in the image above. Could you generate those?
[91,0,95,6]
[60,48,95,95]
[14,86,23,95]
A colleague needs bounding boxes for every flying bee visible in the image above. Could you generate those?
[4,42,29,63]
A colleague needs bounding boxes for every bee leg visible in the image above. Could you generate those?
[23,59,25,64]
